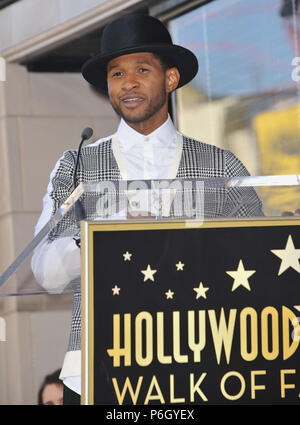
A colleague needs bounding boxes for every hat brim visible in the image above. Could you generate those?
[81,43,198,93]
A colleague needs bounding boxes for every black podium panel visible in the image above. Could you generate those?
[82,220,300,405]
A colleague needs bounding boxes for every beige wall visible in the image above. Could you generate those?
[0,62,119,404]
[0,0,147,63]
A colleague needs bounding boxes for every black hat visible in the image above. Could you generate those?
[81,14,198,92]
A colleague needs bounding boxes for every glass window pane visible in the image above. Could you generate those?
[170,0,300,215]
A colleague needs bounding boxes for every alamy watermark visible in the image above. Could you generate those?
[291,56,300,82]
[92,179,205,221]
[292,317,300,342]
[0,56,6,82]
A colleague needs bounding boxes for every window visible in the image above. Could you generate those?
[170,0,300,215]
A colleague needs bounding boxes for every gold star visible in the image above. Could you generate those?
[123,251,132,261]
[271,235,300,275]
[112,285,121,295]
[141,264,157,282]
[165,289,174,299]
[176,261,184,271]
[193,282,209,299]
[226,260,256,292]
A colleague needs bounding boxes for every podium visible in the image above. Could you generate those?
[0,176,299,405]
[81,218,300,405]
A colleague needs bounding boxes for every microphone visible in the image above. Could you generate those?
[82,126,94,140]
[73,127,94,189]
[72,127,94,222]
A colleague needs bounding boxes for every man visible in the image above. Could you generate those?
[31,14,263,405]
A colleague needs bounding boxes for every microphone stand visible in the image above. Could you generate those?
[72,127,93,225]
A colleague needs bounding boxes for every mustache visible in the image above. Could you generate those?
[119,92,146,101]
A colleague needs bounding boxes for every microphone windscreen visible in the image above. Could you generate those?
[81,127,94,140]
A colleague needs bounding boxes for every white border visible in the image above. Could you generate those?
[83,220,89,405]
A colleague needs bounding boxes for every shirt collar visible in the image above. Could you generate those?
[116,114,177,152]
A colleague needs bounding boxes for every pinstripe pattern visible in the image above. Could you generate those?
[48,135,263,352]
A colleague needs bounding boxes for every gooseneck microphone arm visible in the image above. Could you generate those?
[73,127,94,189]
[72,127,94,223]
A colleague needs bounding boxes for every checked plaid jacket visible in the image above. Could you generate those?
[47,132,263,353]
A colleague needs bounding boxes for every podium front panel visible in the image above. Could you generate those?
[81,218,300,405]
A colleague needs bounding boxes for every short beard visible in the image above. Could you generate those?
[110,79,167,125]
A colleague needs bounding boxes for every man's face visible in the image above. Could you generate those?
[107,52,178,132]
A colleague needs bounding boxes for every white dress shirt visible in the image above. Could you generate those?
[116,114,179,180]
[31,114,182,395]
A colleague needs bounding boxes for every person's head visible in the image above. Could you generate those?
[81,14,198,132]
[106,51,180,133]
[38,369,63,405]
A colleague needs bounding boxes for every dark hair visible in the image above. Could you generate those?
[37,369,62,405]
[152,53,174,72]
